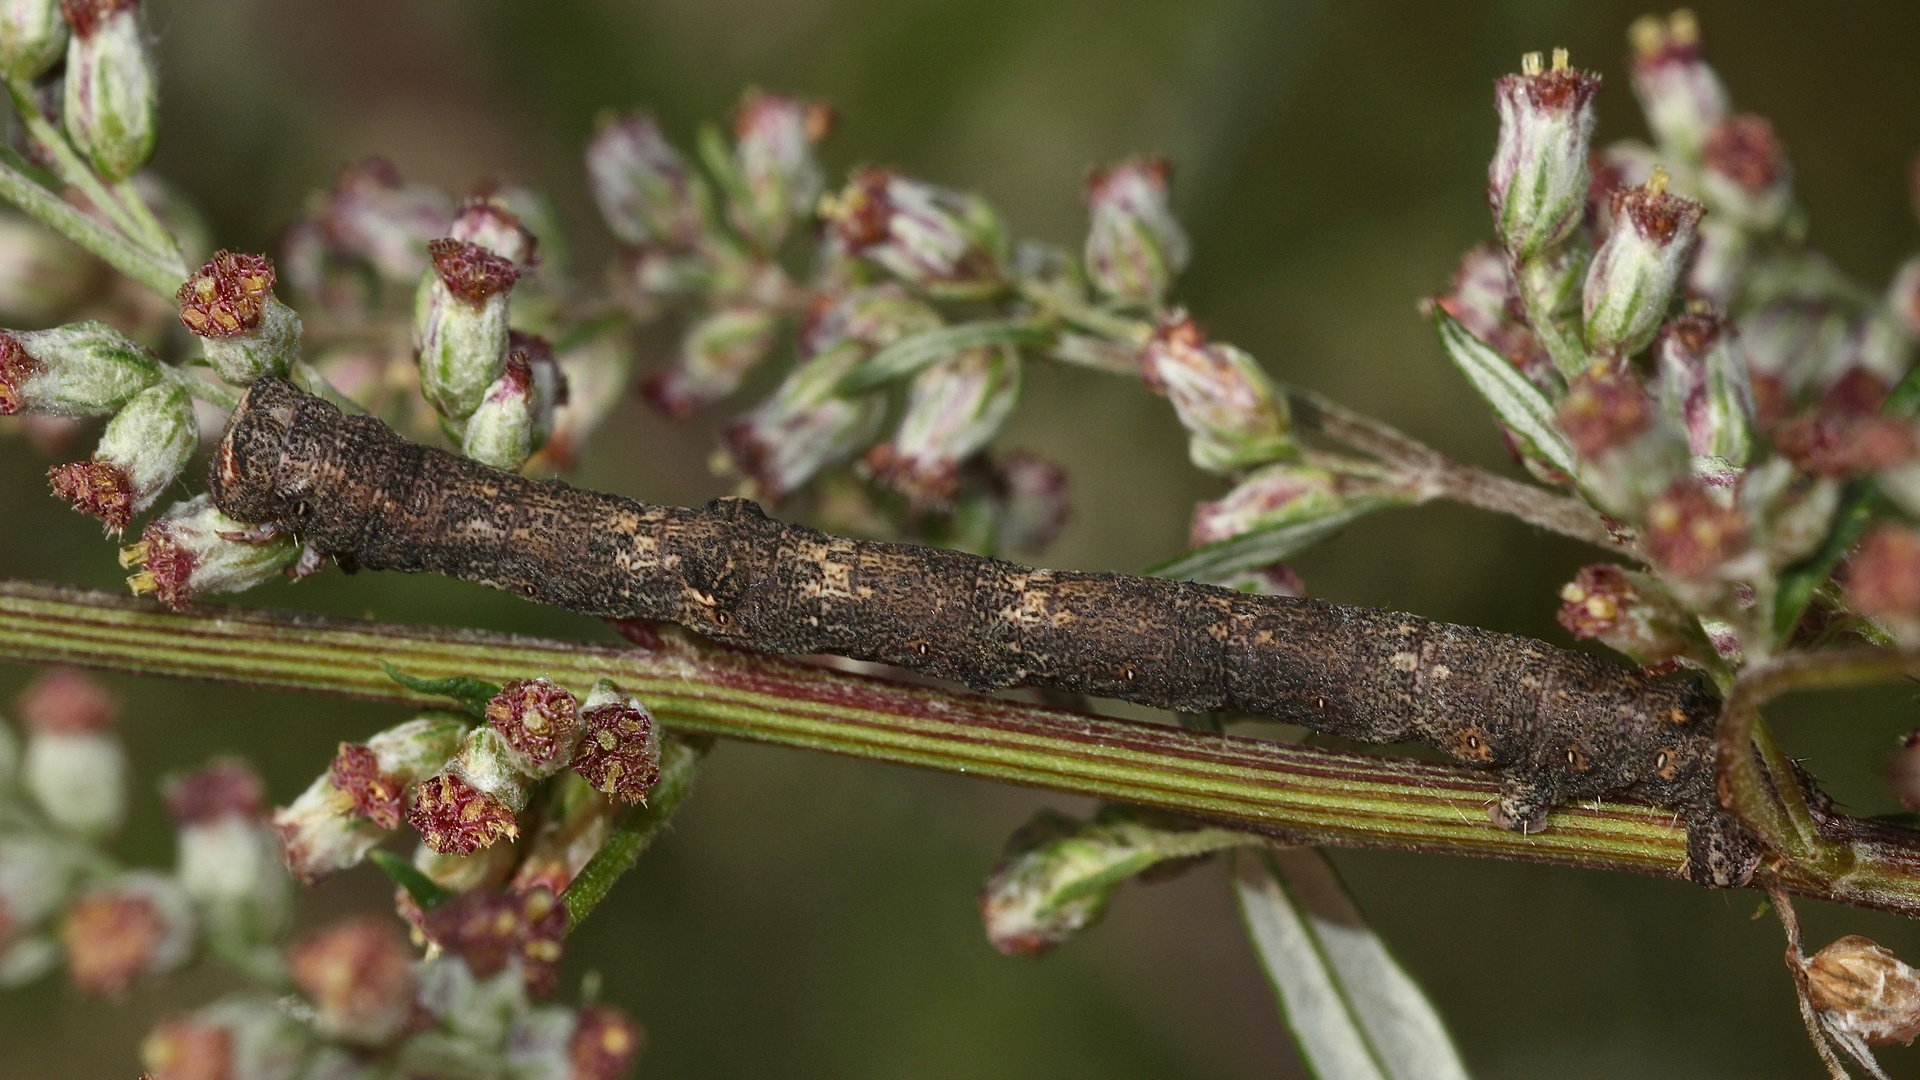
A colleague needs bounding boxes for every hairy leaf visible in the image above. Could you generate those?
[1432,308,1577,480]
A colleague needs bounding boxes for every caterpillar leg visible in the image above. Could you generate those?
[1489,776,1556,834]
[1683,809,1763,888]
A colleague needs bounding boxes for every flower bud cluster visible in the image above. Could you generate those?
[272,712,469,883]
[822,167,1009,299]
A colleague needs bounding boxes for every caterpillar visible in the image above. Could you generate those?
[209,378,1762,886]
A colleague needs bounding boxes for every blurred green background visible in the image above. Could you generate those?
[7,0,1920,1076]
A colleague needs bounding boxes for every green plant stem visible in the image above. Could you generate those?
[6,582,1920,917]
[290,359,367,415]
[4,78,182,274]
[108,176,184,262]
[1014,277,1154,346]
[0,154,182,295]
[162,366,240,411]
[560,735,709,926]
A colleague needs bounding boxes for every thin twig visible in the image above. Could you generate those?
[0,154,182,295]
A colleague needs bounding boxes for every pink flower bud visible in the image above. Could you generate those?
[587,111,708,250]
[22,676,125,837]
[49,381,196,530]
[1774,371,1917,479]
[862,345,1021,510]
[121,495,301,610]
[1700,113,1792,229]
[1555,360,1686,514]
[59,0,156,182]
[139,1015,231,1080]
[487,678,581,775]
[730,91,832,248]
[640,304,777,418]
[1847,524,1920,642]
[17,665,117,733]
[1556,563,1699,669]
[1429,244,1551,386]
[1655,312,1754,464]
[450,197,538,267]
[1139,313,1291,473]
[570,681,660,805]
[61,871,194,997]
[419,887,567,996]
[567,1004,644,1080]
[285,915,416,1045]
[1083,156,1189,305]
[1582,169,1704,357]
[416,238,519,423]
[822,167,1007,299]
[163,758,264,826]
[1642,477,1748,579]
[322,157,454,284]
[140,999,305,1080]
[1627,10,1729,156]
[1490,49,1601,260]
[1189,463,1342,546]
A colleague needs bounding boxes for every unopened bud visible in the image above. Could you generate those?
[165,759,288,939]
[408,727,530,856]
[59,0,156,182]
[145,998,306,1080]
[641,304,777,418]
[722,363,886,503]
[1642,476,1748,579]
[730,90,832,248]
[1189,463,1342,546]
[0,833,80,953]
[1084,156,1189,305]
[587,111,708,250]
[415,238,518,422]
[49,381,194,530]
[1700,113,1792,229]
[121,494,301,610]
[1556,563,1701,669]
[1490,48,1602,260]
[0,0,65,81]
[567,1004,645,1080]
[419,887,567,996]
[0,321,159,417]
[272,716,468,884]
[510,774,617,898]
[21,667,124,837]
[1148,317,1292,474]
[176,251,301,383]
[570,680,660,805]
[322,157,454,283]
[1583,170,1704,357]
[1627,10,1729,157]
[863,345,1021,509]
[1656,312,1754,465]
[462,352,537,471]
[1796,935,1920,1072]
[285,915,416,1046]
[486,678,580,776]
[1738,298,1854,428]
[1847,524,1920,643]
[822,167,1008,299]
[61,871,195,997]
[450,197,537,267]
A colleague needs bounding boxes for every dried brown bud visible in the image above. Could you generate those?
[285,915,416,1045]
[162,758,265,826]
[47,459,135,531]
[1556,363,1653,458]
[419,887,567,995]
[1643,478,1747,578]
[17,665,117,734]
[1801,935,1920,1051]
[428,237,521,303]
[568,1004,645,1080]
[176,251,275,338]
[570,685,661,805]
[0,330,42,415]
[407,771,519,856]
[1847,525,1920,636]
[486,678,580,774]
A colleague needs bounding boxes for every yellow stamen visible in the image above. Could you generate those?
[1520,51,1544,77]
[117,540,150,568]
[126,571,157,596]
[1551,48,1570,72]
[1648,165,1671,196]
[1628,15,1663,58]
[1669,9,1699,46]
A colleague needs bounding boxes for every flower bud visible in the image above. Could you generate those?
[721,356,886,503]
[322,157,454,284]
[1140,313,1291,473]
[1796,934,1920,1072]
[1656,311,1754,465]
[0,212,98,325]
[20,667,125,837]
[462,351,537,471]
[990,452,1070,556]
[863,345,1021,509]
[121,494,301,610]
[1556,563,1702,669]
[165,759,289,940]
[59,0,157,182]
[0,321,160,417]
[48,381,194,530]
[640,304,777,419]
[450,197,538,267]
[61,871,194,997]
[0,0,66,82]
[570,680,660,805]
[487,677,581,776]
[1490,48,1601,261]
[1847,524,1920,643]
[1738,298,1853,428]
[587,111,708,250]
[511,330,567,448]
[141,997,307,1080]
[1083,156,1189,305]
[408,727,530,856]
[285,915,416,1046]
[1738,456,1841,571]
[1627,10,1729,157]
[176,251,301,384]
[1700,113,1792,229]
[1643,476,1748,580]
[415,238,518,422]
[0,833,80,953]
[1582,170,1704,357]
[269,715,467,884]
[510,773,617,897]
[419,887,567,996]
[729,91,831,248]
[567,1004,645,1080]
[822,167,1008,299]
[1189,463,1342,546]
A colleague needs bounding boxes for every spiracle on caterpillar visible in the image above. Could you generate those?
[208,377,1770,887]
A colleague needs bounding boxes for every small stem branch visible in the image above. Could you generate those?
[163,366,240,411]
[108,176,183,262]
[7,581,1920,917]
[560,735,709,927]
[1015,278,1154,346]
[0,154,182,295]
[290,360,367,415]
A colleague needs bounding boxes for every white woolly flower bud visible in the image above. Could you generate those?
[24,710,126,838]
[463,352,538,471]
[729,91,832,248]
[1189,463,1343,546]
[863,345,1021,510]
[271,713,469,884]
[1139,312,1292,473]
[0,0,65,82]
[587,111,708,249]
[1083,156,1189,305]
[1656,311,1754,466]
[47,380,195,532]
[60,0,158,183]
[822,167,1008,299]
[1627,10,1730,158]
[120,495,302,611]
[1489,49,1601,261]
[414,238,519,423]
[641,304,778,418]
[0,321,160,417]
[1582,169,1703,358]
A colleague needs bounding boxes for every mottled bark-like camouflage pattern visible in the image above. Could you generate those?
[211,379,1762,886]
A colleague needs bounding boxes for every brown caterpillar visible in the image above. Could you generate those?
[209,378,1763,886]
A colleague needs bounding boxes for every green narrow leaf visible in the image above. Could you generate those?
[1432,309,1577,480]
[380,661,501,719]
[369,850,455,911]
[1235,848,1472,1080]
[695,121,752,216]
[837,321,1054,394]
[1144,495,1415,583]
